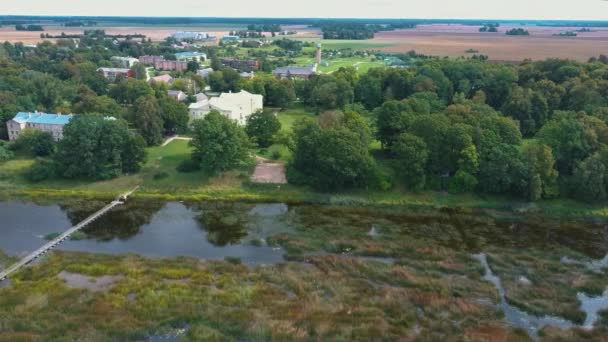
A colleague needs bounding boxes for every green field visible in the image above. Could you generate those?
[274,37,399,50]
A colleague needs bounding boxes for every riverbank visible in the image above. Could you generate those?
[3,184,608,222]
[2,198,608,340]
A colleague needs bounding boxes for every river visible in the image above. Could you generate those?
[1,199,608,339]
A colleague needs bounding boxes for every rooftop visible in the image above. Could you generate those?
[97,67,130,73]
[175,51,206,57]
[273,65,316,76]
[209,90,262,112]
[150,74,173,83]
[12,112,74,125]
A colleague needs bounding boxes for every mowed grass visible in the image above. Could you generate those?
[277,106,316,132]
[291,55,385,74]
[256,106,316,162]
[274,37,399,50]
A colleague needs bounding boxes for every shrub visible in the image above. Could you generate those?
[25,158,55,182]
[176,159,200,173]
[270,150,282,160]
[153,171,169,180]
[0,144,13,162]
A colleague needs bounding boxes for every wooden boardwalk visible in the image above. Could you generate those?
[0,187,138,282]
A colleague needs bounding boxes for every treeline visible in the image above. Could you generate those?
[16,24,43,31]
[319,22,415,40]
[247,24,281,32]
[506,28,530,36]
[63,21,97,27]
[281,57,608,201]
[479,24,499,32]
[41,30,146,40]
[320,22,377,40]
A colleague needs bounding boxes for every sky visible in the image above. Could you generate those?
[0,0,607,20]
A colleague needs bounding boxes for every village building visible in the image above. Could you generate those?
[197,68,214,79]
[140,55,188,71]
[209,90,263,125]
[188,93,210,120]
[222,35,241,42]
[139,55,165,65]
[149,74,174,84]
[272,65,317,79]
[6,112,74,141]
[168,90,187,102]
[111,56,140,68]
[97,67,132,81]
[172,32,216,41]
[220,58,260,71]
[174,51,207,63]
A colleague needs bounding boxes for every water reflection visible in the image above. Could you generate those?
[0,201,284,265]
[473,253,574,340]
[62,199,164,241]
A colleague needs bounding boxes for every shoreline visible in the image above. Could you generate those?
[3,185,608,222]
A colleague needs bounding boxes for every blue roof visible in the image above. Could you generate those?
[13,112,74,125]
[175,51,205,57]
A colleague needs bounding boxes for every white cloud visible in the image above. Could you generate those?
[0,0,606,20]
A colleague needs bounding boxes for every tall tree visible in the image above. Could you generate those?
[190,110,252,174]
[245,111,281,148]
[393,133,428,190]
[132,95,164,146]
[54,115,146,180]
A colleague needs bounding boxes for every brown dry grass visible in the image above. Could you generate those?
[374,24,608,62]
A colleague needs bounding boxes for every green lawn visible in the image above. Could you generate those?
[272,37,398,50]
[291,55,385,74]
[277,106,316,132]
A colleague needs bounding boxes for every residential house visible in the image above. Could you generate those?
[139,55,165,65]
[188,93,210,120]
[209,90,263,125]
[172,32,216,41]
[149,74,174,84]
[197,68,214,79]
[239,71,255,78]
[272,65,317,79]
[111,56,140,68]
[168,90,187,102]
[6,112,74,141]
[140,55,188,71]
[220,58,260,71]
[222,35,241,42]
[97,67,133,81]
[175,51,207,63]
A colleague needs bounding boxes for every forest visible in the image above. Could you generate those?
[0,36,607,202]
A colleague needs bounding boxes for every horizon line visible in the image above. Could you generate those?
[1,14,608,23]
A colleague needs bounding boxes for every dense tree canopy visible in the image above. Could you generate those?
[190,111,253,174]
[54,115,146,180]
[245,111,281,148]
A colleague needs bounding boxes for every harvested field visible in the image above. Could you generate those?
[0,25,241,43]
[374,24,608,62]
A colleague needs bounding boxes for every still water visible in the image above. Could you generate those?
[1,199,608,337]
[0,200,286,265]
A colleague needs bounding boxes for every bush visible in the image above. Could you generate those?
[270,150,282,160]
[25,158,55,182]
[0,144,14,162]
[176,159,200,173]
[153,171,169,180]
[11,129,55,156]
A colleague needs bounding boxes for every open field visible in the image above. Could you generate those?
[373,24,608,62]
[2,23,603,62]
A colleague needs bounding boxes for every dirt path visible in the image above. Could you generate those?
[161,136,192,147]
[251,158,287,184]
